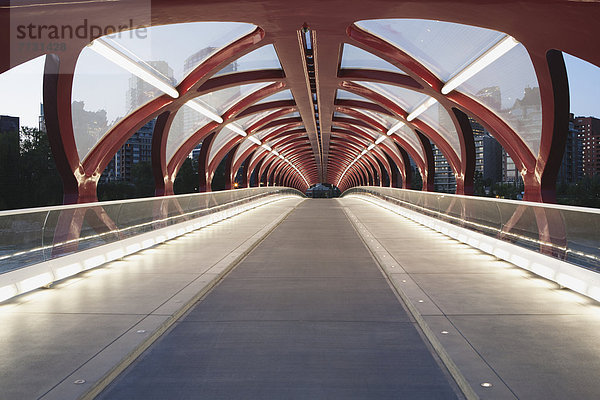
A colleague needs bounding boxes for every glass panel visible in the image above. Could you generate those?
[273,111,301,120]
[0,188,301,275]
[0,55,45,130]
[195,82,274,115]
[456,44,541,156]
[209,126,240,164]
[71,22,255,161]
[418,100,461,159]
[236,110,275,130]
[356,81,429,112]
[336,89,375,103]
[106,22,256,85]
[72,47,147,161]
[355,19,504,82]
[166,106,211,163]
[254,89,294,105]
[235,137,260,163]
[340,44,405,73]
[395,124,425,162]
[215,44,281,76]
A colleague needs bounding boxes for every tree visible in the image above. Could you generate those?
[174,158,198,194]
[16,127,63,208]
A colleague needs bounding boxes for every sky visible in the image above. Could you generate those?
[0,44,598,129]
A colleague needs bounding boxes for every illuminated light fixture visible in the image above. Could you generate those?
[19,272,53,292]
[185,100,223,123]
[367,143,376,151]
[361,149,368,155]
[0,285,18,302]
[387,121,404,135]
[407,97,438,121]
[375,135,387,145]
[441,35,519,95]
[247,136,262,145]
[88,38,179,98]
[261,144,272,151]
[272,150,279,156]
[278,154,285,159]
[226,123,247,137]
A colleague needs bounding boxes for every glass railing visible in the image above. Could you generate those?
[0,187,303,274]
[343,187,600,272]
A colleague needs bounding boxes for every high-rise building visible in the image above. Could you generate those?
[471,117,502,186]
[432,143,456,193]
[432,119,502,194]
[182,47,238,143]
[101,61,175,183]
[112,119,155,182]
[575,116,600,177]
[557,113,583,184]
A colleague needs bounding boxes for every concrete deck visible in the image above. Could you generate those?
[97,199,460,399]
[0,197,303,400]
[2,197,600,399]
[341,196,600,400]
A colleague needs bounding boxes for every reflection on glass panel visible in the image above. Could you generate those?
[336,89,375,103]
[418,101,461,159]
[235,137,258,163]
[0,55,45,130]
[355,19,504,82]
[356,81,428,112]
[215,44,281,76]
[72,47,152,161]
[273,111,300,121]
[195,82,273,115]
[456,44,541,155]
[235,110,275,130]
[106,22,256,84]
[395,124,425,162]
[356,109,397,129]
[166,106,211,163]
[254,89,294,105]
[209,126,240,164]
[340,44,405,73]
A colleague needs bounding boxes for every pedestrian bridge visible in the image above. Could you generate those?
[1,188,599,400]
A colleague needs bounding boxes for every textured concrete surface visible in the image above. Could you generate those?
[98,200,460,400]
[0,197,302,400]
[341,197,600,400]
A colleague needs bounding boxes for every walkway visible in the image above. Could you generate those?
[97,199,460,399]
[2,197,600,399]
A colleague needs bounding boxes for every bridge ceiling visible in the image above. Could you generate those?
[2,0,598,197]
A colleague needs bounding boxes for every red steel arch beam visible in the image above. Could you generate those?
[158,78,285,194]
[236,100,297,119]
[74,28,267,201]
[332,105,427,173]
[331,123,418,185]
[233,130,306,179]
[334,99,395,116]
[340,81,461,179]
[345,25,538,195]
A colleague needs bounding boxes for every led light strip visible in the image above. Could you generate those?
[185,99,223,123]
[441,35,519,95]
[89,38,179,98]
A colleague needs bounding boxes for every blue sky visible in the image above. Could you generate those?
[0,49,598,129]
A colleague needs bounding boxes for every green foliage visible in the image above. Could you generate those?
[0,127,63,210]
[97,161,155,201]
[556,175,600,208]
[174,158,198,194]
